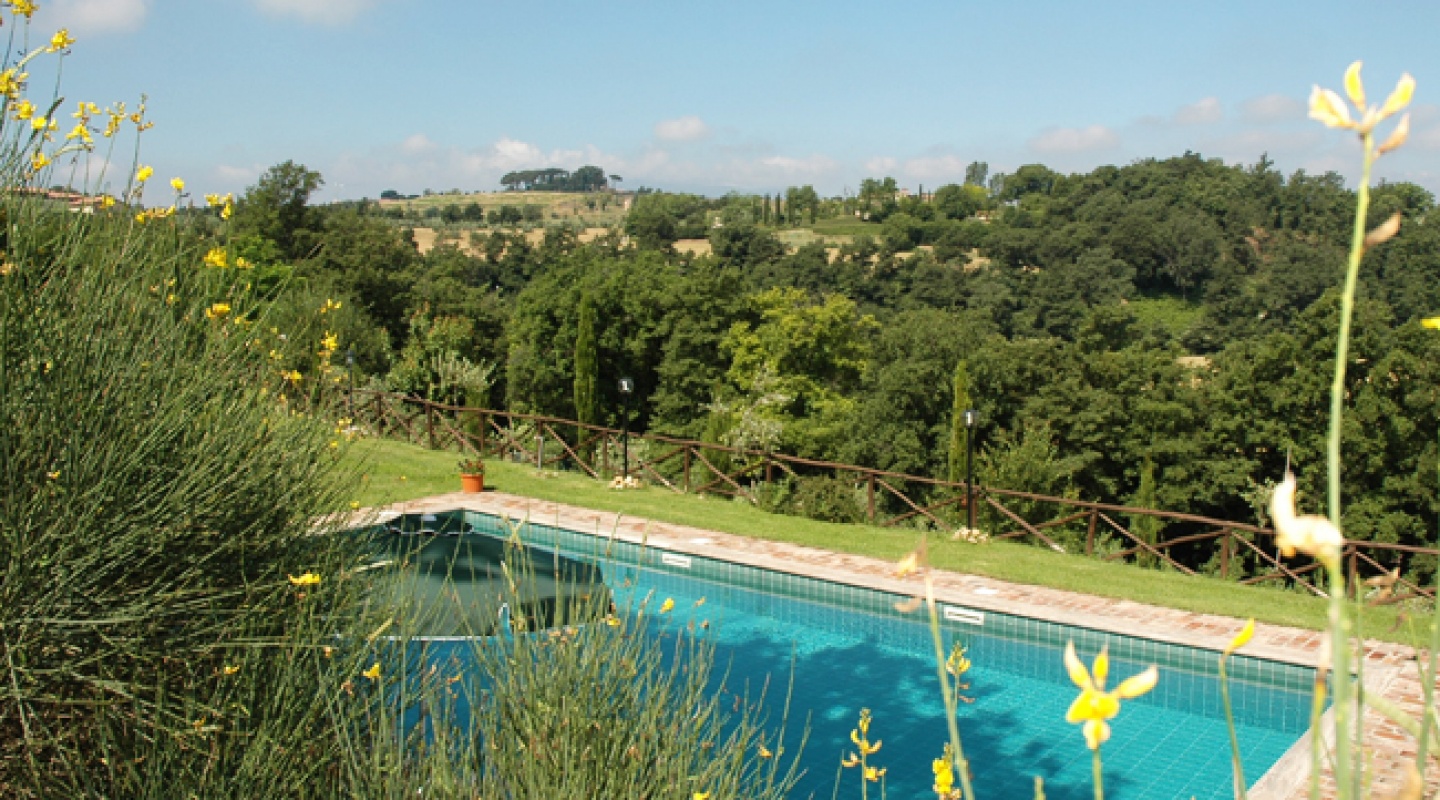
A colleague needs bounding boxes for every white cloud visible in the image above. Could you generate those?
[1410,103,1440,125]
[757,155,836,177]
[1413,124,1440,151]
[216,164,262,184]
[400,133,437,155]
[1028,125,1120,154]
[901,154,968,181]
[251,0,379,26]
[1206,128,1323,155]
[467,137,547,171]
[865,156,897,175]
[42,0,149,34]
[654,115,710,142]
[1174,97,1223,126]
[1241,93,1305,124]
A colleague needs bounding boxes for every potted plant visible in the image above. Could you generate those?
[458,455,485,493]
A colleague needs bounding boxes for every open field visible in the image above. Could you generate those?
[411,225,615,255]
[341,437,1420,644]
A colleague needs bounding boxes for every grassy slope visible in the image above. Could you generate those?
[343,439,1418,644]
[807,217,881,237]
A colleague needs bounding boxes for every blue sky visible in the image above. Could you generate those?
[23,0,1440,202]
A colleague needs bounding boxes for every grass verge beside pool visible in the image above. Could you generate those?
[342,437,1417,643]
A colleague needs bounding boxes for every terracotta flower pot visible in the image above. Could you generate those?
[460,473,484,493]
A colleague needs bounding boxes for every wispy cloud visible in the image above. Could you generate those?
[42,0,149,34]
[1174,97,1223,125]
[900,154,968,181]
[1199,128,1324,164]
[250,0,379,26]
[216,164,263,184]
[865,156,897,175]
[759,154,835,175]
[399,133,437,156]
[1029,125,1120,154]
[1412,123,1440,151]
[654,115,710,142]
[1241,93,1305,124]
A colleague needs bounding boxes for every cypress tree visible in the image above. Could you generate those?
[1130,455,1162,567]
[947,360,972,485]
[573,292,599,430]
[761,193,770,225]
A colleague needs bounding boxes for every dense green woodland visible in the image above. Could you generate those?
[232,154,1440,577]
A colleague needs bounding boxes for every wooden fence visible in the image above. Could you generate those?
[349,389,1437,606]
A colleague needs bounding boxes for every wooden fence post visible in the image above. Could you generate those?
[1220,531,1231,580]
[683,447,692,493]
[1086,510,1098,556]
[373,394,384,437]
[426,402,436,450]
[867,474,876,523]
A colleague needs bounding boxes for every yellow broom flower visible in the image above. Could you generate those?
[1063,642,1158,750]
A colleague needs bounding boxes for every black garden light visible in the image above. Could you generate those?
[618,377,634,480]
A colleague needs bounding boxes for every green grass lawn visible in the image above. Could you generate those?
[342,437,1420,644]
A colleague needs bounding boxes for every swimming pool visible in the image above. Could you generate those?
[369,510,1315,799]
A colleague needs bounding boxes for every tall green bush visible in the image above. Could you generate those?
[0,182,374,795]
[0,28,373,795]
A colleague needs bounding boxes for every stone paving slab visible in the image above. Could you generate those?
[366,491,1436,799]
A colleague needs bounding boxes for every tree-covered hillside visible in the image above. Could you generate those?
[231,153,1440,575]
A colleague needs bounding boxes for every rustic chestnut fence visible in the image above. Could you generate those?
[350,389,1437,606]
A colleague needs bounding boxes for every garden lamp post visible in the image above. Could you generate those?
[964,409,979,532]
[618,377,634,480]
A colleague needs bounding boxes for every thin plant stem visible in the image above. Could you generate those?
[1417,427,1440,774]
[1218,653,1247,798]
[1326,559,1355,798]
[1092,747,1104,800]
[925,575,976,800]
[1326,127,1376,533]
[1308,671,1326,800]
[1325,124,1376,800]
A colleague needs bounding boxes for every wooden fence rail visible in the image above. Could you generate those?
[349,389,1436,605]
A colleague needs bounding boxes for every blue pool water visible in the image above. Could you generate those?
[379,512,1315,800]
